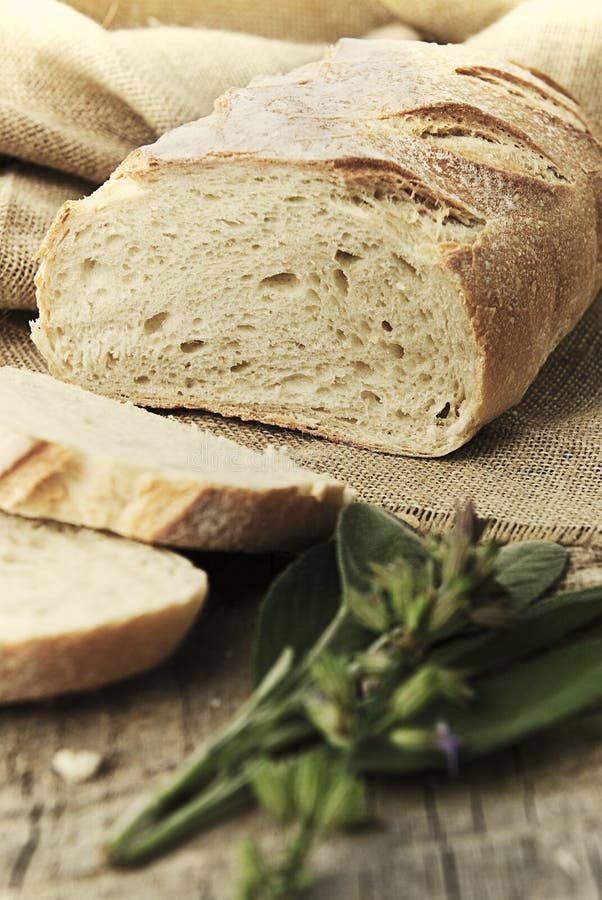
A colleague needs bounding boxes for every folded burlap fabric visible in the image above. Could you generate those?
[469,0,602,122]
[0,0,600,543]
[379,0,522,41]
[63,0,396,40]
[62,0,524,43]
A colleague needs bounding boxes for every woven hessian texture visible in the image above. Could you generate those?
[63,0,397,40]
[469,0,602,121]
[379,0,522,42]
[2,295,600,545]
[1,0,601,545]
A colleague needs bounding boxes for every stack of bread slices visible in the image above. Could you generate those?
[0,367,348,703]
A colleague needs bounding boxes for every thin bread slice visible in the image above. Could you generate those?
[0,367,348,552]
[0,511,208,702]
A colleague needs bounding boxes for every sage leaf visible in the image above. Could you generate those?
[252,541,341,686]
[494,541,567,607]
[336,504,426,595]
[439,638,602,755]
[433,585,602,672]
[355,638,602,773]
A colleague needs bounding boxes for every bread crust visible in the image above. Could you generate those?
[0,587,206,703]
[0,427,346,552]
[34,40,602,455]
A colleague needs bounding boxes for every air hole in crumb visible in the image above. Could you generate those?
[381,320,393,332]
[353,360,371,374]
[260,272,298,287]
[394,254,418,276]
[436,402,451,419]
[384,341,404,359]
[361,390,381,404]
[230,361,249,373]
[335,249,361,264]
[180,340,205,353]
[280,373,311,385]
[144,311,169,333]
[134,375,149,384]
[333,268,349,295]
[82,257,96,270]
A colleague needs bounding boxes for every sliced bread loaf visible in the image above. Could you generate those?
[0,510,207,702]
[0,367,348,551]
[32,39,602,456]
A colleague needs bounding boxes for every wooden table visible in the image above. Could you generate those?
[2,542,601,900]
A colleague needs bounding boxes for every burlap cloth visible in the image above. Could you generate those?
[1,0,600,544]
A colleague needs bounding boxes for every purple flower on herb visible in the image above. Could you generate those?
[435,720,463,775]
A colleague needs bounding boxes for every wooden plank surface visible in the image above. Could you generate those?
[1,543,601,900]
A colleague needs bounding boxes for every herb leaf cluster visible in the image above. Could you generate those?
[107,502,602,898]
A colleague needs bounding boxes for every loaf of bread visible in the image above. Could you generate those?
[32,39,602,456]
[0,510,207,702]
[0,368,347,551]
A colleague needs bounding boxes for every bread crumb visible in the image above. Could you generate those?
[52,748,103,784]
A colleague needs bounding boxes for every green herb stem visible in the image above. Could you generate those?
[107,689,316,865]
[281,820,317,884]
[108,765,256,866]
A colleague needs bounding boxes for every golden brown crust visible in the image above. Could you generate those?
[0,442,74,507]
[0,589,206,703]
[156,481,346,551]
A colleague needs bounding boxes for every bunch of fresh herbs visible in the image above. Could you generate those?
[107,502,602,898]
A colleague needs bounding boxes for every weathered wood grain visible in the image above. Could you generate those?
[1,543,601,899]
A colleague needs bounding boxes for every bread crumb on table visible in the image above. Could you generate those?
[52,748,103,784]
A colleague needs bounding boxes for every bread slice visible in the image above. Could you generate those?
[0,510,207,702]
[0,367,347,552]
[32,39,602,456]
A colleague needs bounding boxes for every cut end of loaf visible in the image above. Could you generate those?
[33,160,483,457]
